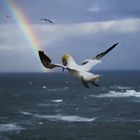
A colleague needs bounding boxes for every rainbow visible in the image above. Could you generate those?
[3,0,49,71]
[3,0,42,57]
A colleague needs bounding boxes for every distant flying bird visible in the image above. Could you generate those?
[40,18,53,23]
[6,15,10,18]
[38,43,119,88]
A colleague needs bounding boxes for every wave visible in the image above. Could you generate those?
[111,86,131,90]
[91,90,140,98]
[38,103,50,106]
[20,111,32,115]
[0,123,24,133]
[47,87,70,92]
[34,114,96,122]
[42,85,46,89]
[51,99,63,103]
[20,111,96,122]
[47,88,60,92]
[63,87,70,90]
[28,81,33,85]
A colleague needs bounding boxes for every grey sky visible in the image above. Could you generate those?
[0,0,140,72]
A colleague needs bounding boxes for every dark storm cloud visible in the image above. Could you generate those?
[1,0,140,23]
[89,0,140,21]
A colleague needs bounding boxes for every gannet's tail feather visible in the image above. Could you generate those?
[81,77,100,88]
[80,72,101,88]
[38,50,66,69]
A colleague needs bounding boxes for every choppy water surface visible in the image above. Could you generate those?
[0,71,140,140]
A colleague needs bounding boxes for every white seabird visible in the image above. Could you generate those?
[38,43,118,88]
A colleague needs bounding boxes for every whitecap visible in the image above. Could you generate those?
[47,87,70,92]
[20,112,96,122]
[51,99,63,103]
[111,86,131,90]
[83,96,87,100]
[20,111,32,115]
[34,114,96,122]
[28,81,33,85]
[92,90,140,98]
[75,107,79,111]
[63,87,70,90]
[0,123,24,133]
[42,85,46,89]
[38,122,43,125]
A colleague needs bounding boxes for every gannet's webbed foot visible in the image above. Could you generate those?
[81,78,90,88]
[91,81,99,87]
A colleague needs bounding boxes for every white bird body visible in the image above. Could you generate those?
[67,58,102,72]
[69,70,100,82]
[38,43,118,88]
[63,55,101,82]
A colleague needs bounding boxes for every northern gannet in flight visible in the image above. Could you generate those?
[40,18,53,23]
[38,43,118,88]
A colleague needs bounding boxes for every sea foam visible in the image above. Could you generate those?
[51,99,63,103]
[34,114,96,122]
[91,90,140,98]
[20,111,96,122]
[0,123,24,133]
[111,86,131,90]
[47,87,70,92]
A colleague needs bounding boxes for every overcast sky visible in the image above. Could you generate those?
[0,0,140,72]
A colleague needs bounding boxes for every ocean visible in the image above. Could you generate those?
[0,71,140,140]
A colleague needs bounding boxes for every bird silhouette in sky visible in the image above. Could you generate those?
[40,18,53,23]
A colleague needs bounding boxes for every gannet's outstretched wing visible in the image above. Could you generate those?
[38,50,65,69]
[80,43,119,71]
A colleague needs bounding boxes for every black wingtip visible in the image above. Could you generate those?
[94,42,119,60]
[38,50,45,57]
[107,42,119,52]
[38,50,52,65]
[38,50,42,57]
[110,42,119,50]
[111,42,119,49]
[38,50,43,53]
[38,50,42,54]
[114,42,119,46]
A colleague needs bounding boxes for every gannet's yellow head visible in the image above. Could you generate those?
[62,54,74,66]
